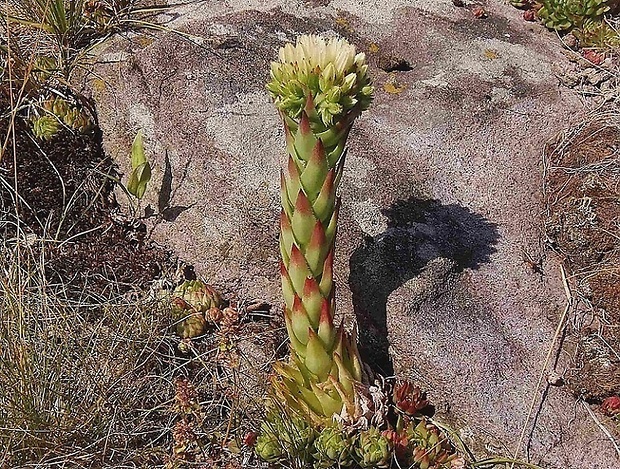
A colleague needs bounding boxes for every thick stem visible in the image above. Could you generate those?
[280,99,350,369]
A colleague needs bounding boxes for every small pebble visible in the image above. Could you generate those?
[562,33,578,50]
[453,0,464,6]
[547,372,564,386]
[472,6,487,18]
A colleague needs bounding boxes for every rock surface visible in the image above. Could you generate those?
[90,0,618,467]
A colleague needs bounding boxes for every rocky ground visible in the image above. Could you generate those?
[79,0,620,467]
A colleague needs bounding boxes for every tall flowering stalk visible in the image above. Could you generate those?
[256,36,464,469]
[265,35,373,426]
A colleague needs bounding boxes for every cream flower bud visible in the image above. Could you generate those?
[341,73,357,93]
[319,63,337,92]
[354,52,366,66]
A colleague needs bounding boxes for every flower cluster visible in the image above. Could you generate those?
[267,35,373,126]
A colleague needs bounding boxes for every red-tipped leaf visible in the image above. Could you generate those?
[288,244,311,294]
[302,276,323,329]
[291,190,317,247]
[305,328,332,381]
[290,295,311,346]
[306,220,327,277]
[318,249,334,297]
[300,139,329,199]
[294,112,318,162]
[313,169,336,225]
[317,298,336,351]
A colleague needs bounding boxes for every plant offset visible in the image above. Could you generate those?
[510,0,620,46]
[255,34,461,469]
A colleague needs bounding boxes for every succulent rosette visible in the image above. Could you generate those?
[313,423,354,467]
[257,407,317,464]
[42,96,92,133]
[279,412,317,465]
[354,426,393,468]
[172,280,223,312]
[404,419,457,469]
[255,429,283,464]
[171,280,223,338]
[393,380,429,416]
[32,115,60,140]
[601,396,620,416]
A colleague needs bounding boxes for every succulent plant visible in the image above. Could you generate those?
[44,96,70,118]
[173,377,201,416]
[538,0,611,31]
[257,406,317,465]
[40,96,92,134]
[354,426,393,468]
[84,0,113,29]
[574,17,620,47]
[404,419,457,469]
[31,115,60,140]
[172,280,224,312]
[171,280,224,338]
[32,56,57,83]
[381,429,409,462]
[393,380,429,417]
[312,423,354,467]
[172,310,207,339]
[601,396,620,416]
[266,34,374,427]
[603,396,620,431]
[171,419,200,460]
[255,428,284,464]
[280,413,318,465]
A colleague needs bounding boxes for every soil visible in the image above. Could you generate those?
[0,95,170,296]
[545,114,620,401]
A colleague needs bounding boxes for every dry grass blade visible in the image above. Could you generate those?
[509,265,573,469]
[582,400,620,458]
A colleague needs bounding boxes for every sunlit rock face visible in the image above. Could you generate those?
[90,1,616,467]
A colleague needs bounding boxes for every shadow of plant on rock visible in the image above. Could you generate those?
[348,196,500,375]
[144,151,194,221]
